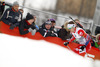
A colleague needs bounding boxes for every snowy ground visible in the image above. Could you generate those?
[0,33,100,67]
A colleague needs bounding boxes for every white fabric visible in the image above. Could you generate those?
[28,28,33,32]
[31,29,36,35]
[72,27,86,45]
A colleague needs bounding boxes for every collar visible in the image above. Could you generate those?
[25,20,31,25]
[3,3,5,6]
[12,7,18,12]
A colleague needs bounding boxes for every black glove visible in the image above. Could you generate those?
[80,45,86,51]
[9,24,16,30]
[64,42,69,46]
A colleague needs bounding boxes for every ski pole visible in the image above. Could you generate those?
[67,45,71,50]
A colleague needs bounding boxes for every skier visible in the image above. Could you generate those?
[64,21,91,54]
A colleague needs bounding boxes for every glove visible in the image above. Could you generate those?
[9,24,16,30]
[80,45,86,51]
[31,29,36,35]
[35,25,39,30]
[64,42,69,46]
[28,28,33,32]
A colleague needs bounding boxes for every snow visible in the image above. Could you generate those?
[0,33,99,67]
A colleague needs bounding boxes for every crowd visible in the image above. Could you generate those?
[0,1,100,54]
[0,1,5,17]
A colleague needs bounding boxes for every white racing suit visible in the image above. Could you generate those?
[69,27,91,54]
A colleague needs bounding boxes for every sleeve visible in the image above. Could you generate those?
[69,35,76,43]
[38,28,45,37]
[19,21,29,35]
[77,29,87,38]
[1,9,11,24]
[35,25,39,30]
[51,30,58,37]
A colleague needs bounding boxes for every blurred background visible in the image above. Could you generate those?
[0,0,100,34]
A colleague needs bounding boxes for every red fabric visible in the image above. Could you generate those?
[97,42,100,45]
[77,29,86,38]
[73,42,91,54]
[0,21,100,60]
[3,3,5,6]
[12,7,18,12]
[99,36,100,40]
[86,42,91,52]
[25,20,31,25]
[69,35,76,43]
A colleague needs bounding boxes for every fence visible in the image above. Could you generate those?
[21,6,93,29]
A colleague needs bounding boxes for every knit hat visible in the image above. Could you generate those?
[26,13,34,20]
[13,1,19,6]
[48,19,56,23]
[45,21,52,25]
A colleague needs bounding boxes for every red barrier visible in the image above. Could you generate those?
[0,21,44,40]
[0,21,100,60]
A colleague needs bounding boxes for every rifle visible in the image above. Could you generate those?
[69,16,83,29]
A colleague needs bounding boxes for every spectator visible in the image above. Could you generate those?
[19,13,37,35]
[86,29,96,47]
[48,18,62,30]
[38,21,58,37]
[19,9,24,19]
[95,26,100,35]
[96,34,100,42]
[0,1,5,17]
[58,21,72,40]
[1,1,22,30]
[92,34,100,50]
[19,9,24,14]
[86,29,96,38]
[48,19,55,28]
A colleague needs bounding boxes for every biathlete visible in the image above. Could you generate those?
[64,21,91,54]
